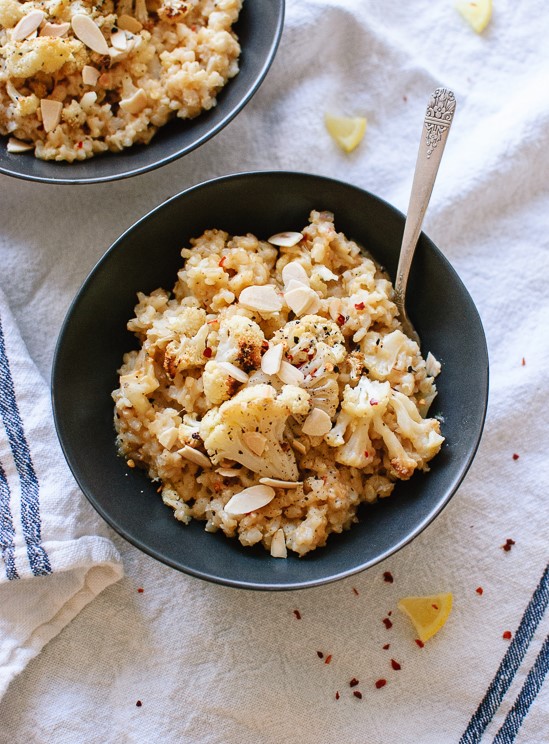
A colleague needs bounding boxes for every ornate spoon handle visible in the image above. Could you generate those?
[394,88,456,330]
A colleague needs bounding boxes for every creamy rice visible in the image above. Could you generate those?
[0,0,241,160]
[112,211,444,557]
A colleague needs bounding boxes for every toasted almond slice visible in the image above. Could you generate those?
[216,361,249,384]
[215,468,241,477]
[282,261,309,288]
[284,286,320,316]
[117,14,143,33]
[242,432,267,456]
[6,81,21,102]
[425,352,441,378]
[110,29,127,50]
[40,21,70,37]
[261,343,284,376]
[82,65,100,85]
[119,88,147,114]
[290,438,307,455]
[40,99,62,133]
[71,13,109,54]
[239,285,283,313]
[80,91,97,110]
[178,445,211,468]
[302,407,332,437]
[13,10,45,41]
[7,137,34,153]
[268,231,303,247]
[157,426,178,450]
[270,528,287,558]
[315,265,339,282]
[259,478,302,489]
[277,360,305,386]
[224,485,275,515]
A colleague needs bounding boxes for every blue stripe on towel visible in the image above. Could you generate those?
[0,457,19,580]
[0,317,51,577]
[493,633,549,743]
[459,564,549,744]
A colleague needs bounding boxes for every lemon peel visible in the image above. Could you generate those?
[456,0,492,33]
[325,114,367,153]
[397,592,453,642]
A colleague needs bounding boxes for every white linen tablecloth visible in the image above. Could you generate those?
[1,1,548,742]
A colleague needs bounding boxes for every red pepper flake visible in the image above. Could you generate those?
[352,587,359,596]
[137,587,144,593]
[293,609,301,619]
[391,659,401,671]
[502,630,512,640]
[476,587,484,595]
[415,639,424,648]
[317,651,324,659]
[370,399,379,406]
[335,691,340,700]
[354,302,365,310]
[382,643,390,650]
[521,357,526,366]
[218,256,227,267]
[353,690,363,699]
[403,95,408,103]
[502,538,516,552]
[203,347,213,358]
[77,141,83,149]
[324,654,333,665]
[375,679,387,689]
[136,700,142,707]
[512,453,520,460]
[432,604,439,610]
[363,451,369,458]
[383,571,394,583]
[349,677,359,688]
[382,617,393,629]
[388,611,392,616]
[336,314,346,326]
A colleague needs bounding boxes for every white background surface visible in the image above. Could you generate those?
[1,1,548,741]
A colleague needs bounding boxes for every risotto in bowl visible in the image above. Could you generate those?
[52,172,488,589]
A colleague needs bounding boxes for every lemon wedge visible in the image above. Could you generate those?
[325,114,367,153]
[456,0,492,33]
[397,593,453,642]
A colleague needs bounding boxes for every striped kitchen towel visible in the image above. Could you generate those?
[0,288,123,700]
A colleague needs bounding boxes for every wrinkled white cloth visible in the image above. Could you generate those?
[0,289,123,700]
[1,0,548,742]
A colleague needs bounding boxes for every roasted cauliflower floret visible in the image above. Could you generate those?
[389,390,444,462]
[199,384,311,480]
[160,307,210,377]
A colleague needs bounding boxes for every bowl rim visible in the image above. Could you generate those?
[52,170,489,590]
[0,2,285,185]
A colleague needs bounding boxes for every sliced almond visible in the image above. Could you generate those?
[261,344,284,376]
[178,445,211,468]
[242,432,267,457]
[80,91,97,110]
[119,88,147,114]
[12,10,45,41]
[157,426,178,450]
[239,285,283,313]
[224,485,275,515]
[216,361,249,384]
[277,360,304,386]
[215,468,241,478]
[40,99,62,133]
[284,286,320,316]
[284,278,309,293]
[259,478,302,489]
[282,261,309,287]
[290,438,307,455]
[82,65,101,85]
[425,351,441,378]
[7,137,34,153]
[117,14,143,33]
[110,29,127,50]
[268,231,303,248]
[315,265,339,282]
[270,528,287,558]
[40,21,70,37]
[302,407,332,437]
[71,13,109,54]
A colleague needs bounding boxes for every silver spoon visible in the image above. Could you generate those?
[394,87,456,345]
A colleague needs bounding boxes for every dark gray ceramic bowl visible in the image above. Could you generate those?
[0,2,284,185]
[52,172,488,590]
